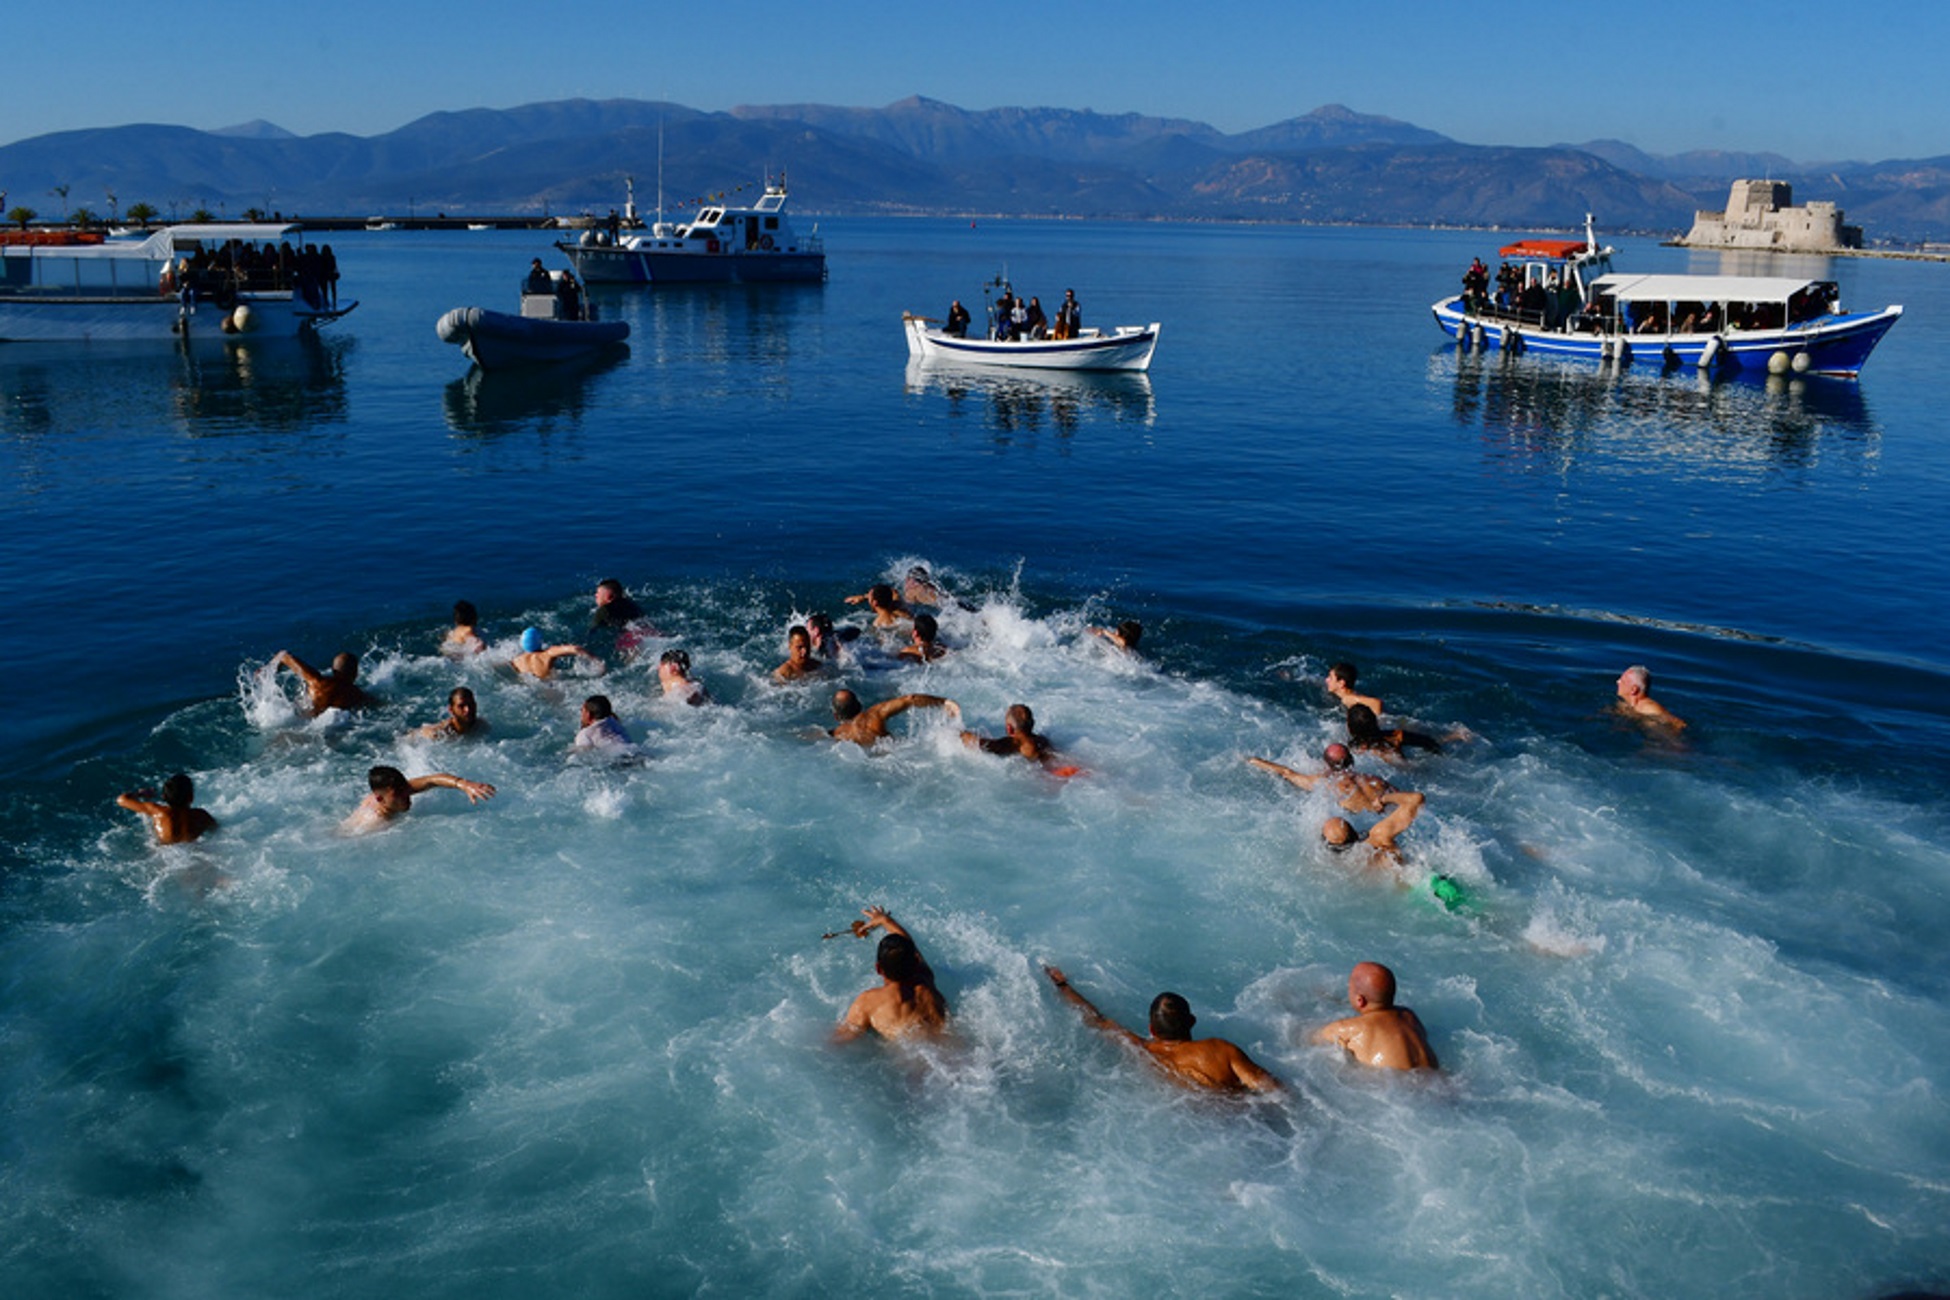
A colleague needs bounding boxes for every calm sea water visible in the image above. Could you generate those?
[3,219,1949,1298]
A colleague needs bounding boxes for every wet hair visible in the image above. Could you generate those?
[906,565,932,584]
[368,765,410,795]
[453,600,478,627]
[583,694,614,720]
[787,624,811,648]
[876,933,926,985]
[1005,703,1036,734]
[832,690,863,721]
[1346,704,1385,744]
[161,773,194,808]
[1149,992,1196,1041]
[1323,743,1353,771]
[332,652,360,679]
[913,613,938,642]
[1116,620,1143,648]
[449,686,476,709]
[867,582,897,610]
[1329,661,1359,687]
[596,578,626,600]
[1621,664,1651,693]
[807,612,835,640]
[659,648,691,674]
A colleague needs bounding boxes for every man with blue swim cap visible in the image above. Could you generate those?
[511,628,596,680]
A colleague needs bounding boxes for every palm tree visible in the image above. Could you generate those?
[7,206,36,231]
[189,207,215,224]
[69,206,100,229]
[124,202,158,229]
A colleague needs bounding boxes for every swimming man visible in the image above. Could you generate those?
[269,649,374,716]
[828,690,959,748]
[415,686,487,740]
[511,628,596,680]
[836,907,951,1041]
[1043,966,1280,1093]
[1615,664,1686,729]
[1247,744,1396,814]
[342,765,496,833]
[116,773,217,844]
[1311,962,1439,1071]
[960,703,1054,765]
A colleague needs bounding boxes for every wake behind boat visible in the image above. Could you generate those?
[0,223,355,342]
[1431,216,1901,378]
[905,277,1159,372]
[436,262,628,370]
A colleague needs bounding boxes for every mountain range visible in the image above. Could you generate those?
[4,96,1949,241]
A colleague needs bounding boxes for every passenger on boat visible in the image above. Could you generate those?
[1462,257,1489,309]
[1024,296,1048,340]
[1054,289,1081,340]
[945,300,971,338]
[525,258,552,294]
[557,270,585,322]
[994,289,1017,340]
[1010,296,1029,339]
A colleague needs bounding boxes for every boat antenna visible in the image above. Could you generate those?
[1584,212,1596,254]
[657,93,667,228]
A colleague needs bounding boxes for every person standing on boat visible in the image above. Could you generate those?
[1055,289,1081,340]
[1024,296,1048,340]
[994,288,1017,340]
[525,258,551,294]
[1010,296,1029,339]
[945,300,971,338]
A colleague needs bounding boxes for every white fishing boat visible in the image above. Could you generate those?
[558,175,825,284]
[904,314,1160,371]
[1432,215,1902,378]
[0,224,354,342]
[435,266,629,369]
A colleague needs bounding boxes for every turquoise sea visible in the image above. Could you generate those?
[3,218,1948,1297]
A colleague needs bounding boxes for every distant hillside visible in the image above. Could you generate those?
[3,96,1949,240]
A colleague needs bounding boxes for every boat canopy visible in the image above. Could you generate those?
[1591,274,1824,304]
[1498,239,1587,260]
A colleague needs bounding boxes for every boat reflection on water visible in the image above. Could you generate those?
[442,345,630,437]
[904,358,1157,441]
[0,333,350,439]
[1436,347,1879,477]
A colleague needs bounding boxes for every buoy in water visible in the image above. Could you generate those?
[1697,335,1722,370]
[1791,351,1811,374]
[230,304,256,333]
[1768,350,1791,375]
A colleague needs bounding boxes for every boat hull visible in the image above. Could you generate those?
[1430,296,1902,378]
[0,293,351,343]
[557,241,825,285]
[436,306,630,370]
[903,316,1160,372]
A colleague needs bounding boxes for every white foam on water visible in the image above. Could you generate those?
[7,576,1950,1296]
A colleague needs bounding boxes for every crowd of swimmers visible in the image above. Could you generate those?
[116,567,1690,1099]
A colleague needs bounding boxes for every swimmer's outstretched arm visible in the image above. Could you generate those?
[1366,791,1425,850]
[1246,756,1323,790]
[1044,966,1144,1050]
[407,773,497,803]
[270,650,324,688]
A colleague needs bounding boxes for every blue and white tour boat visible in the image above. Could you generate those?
[1431,216,1902,377]
[557,176,825,285]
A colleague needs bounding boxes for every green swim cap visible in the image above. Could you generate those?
[1430,874,1466,911]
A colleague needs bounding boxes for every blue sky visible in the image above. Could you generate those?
[6,0,1944,163]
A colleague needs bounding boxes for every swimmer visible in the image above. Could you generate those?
[1322,790,1426,863]
[896,613,948,663]
[116,773,217,845]
[511,628,597,680]
[805,611,857,662]
[960,703,1054,766]
[1310,962,1439,1071]
[1325,661,1384,716]
[1043,966,1280,1094]
[1615,664,1686,729]
[415,686,487,740]
[589,578,645,630]
[1346,703,1443,762]
[1247,744,1396,814]
[828,690,960,748]
[845,582,911,629]
[1090,619,1143,653]
[656,649,710,705]
[342,764,495,833]
[573,694,633,753]
[836,907,951,1042]
[443,601,485,656]
[268,649,374,716]
[774,625,826,682]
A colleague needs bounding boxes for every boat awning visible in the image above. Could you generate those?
[1498,239,1587,259]
[1590,273,1819,303]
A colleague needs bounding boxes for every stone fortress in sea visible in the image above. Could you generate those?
[1680,179,1862,252]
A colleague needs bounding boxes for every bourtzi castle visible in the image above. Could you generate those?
[1680,180,1863,252]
